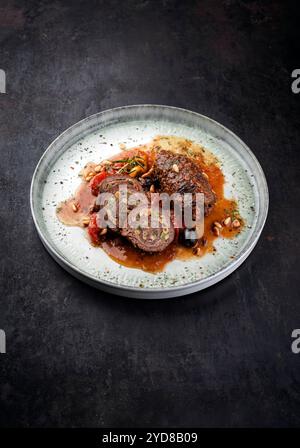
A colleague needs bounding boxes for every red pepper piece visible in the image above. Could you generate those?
[88,213,100,244]
[90,172,107,196]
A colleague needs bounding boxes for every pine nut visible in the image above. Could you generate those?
[213,226,220,236]
[214,221,222,229]
[223,217,231,227]
[193,247,202,256]
[82,217,90,226]
[232,219,241,228]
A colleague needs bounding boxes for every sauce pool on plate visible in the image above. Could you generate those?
[56,136,243,273]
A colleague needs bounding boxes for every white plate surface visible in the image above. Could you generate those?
[30,105,268,298]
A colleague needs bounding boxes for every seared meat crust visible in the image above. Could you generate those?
[152,150,216,215]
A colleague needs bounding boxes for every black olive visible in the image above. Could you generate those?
[139,177,152,189]
[180,228,198,247]
[140,177,159,190]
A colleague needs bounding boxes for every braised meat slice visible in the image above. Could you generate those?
[99,174,143,195]
[151,150,216,216]
[121,204,175,252]
[96,174,143,229]
[97,175,175,252]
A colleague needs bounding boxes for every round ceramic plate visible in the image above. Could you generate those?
[30,105,268,299]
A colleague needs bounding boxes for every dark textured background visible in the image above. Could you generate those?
[0,0,299,428]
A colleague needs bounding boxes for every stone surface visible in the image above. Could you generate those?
[0,0,299,427]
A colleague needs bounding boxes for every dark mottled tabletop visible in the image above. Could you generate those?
[0,0,299,427]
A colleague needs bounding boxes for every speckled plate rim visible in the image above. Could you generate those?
[30,105,269,299]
